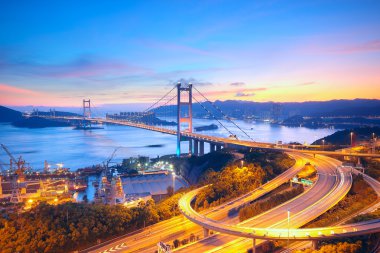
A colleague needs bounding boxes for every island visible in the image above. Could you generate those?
[194,124,218,132]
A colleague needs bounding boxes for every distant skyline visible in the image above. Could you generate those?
[1,0,380,108]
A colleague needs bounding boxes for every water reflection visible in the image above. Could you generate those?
[0,120,336,171]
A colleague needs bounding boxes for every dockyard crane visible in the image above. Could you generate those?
[1,144,27,203]
[0,144,28,176]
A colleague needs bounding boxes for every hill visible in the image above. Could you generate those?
[312,127,380,145]
[0,106,23,122]
[154,99,380,119]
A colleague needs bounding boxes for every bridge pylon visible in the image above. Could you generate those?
[176,83,193,157]
[82,99,92,129]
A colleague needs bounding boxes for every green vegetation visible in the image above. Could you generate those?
[167,151,235,184]
[239,185,304,221]
[0,191,185,253]
[295,241,363,253]
[194,162,265,209]
[304,175,377,228]
[0,150,295,253]
[347,208,380,223]
[244,150,295,179]
[312,126,380,146]
[194,150,295,210]
[363,159,380,181]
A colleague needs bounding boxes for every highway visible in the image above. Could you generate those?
[176,155,352,252]
[177,157,380,253]
[84,153,310,253]
[37,116,380,158]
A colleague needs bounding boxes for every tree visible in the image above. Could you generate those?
[166,186,174,196]
[173,239,180,248]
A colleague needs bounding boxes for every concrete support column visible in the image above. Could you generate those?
[252,238,256,253]
[189,139,193,155]
[194,140,199,156]
[200,141,205,156]
[216,144,222,151]
[210,143,216,152]
[203,227,209,238]
[311,240,318,250]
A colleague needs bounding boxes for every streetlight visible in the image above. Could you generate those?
[287,210,290,252]
[172,172,176,213]
[350,132,354,146]
[172,172,176,194]
[322,139,325,150]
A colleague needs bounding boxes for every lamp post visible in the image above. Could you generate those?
[322,139,325,150]
[287,210,290,252]
[172,172,176,194]
[350,132,354,146]
[172,172,176,213]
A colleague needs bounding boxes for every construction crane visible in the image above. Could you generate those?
[1,144,27,203]
[1,144,29,177]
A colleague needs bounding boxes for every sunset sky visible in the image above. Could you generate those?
[0,0,379,108]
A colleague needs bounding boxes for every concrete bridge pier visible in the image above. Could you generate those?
[193,140,199,156]
[189,139,193,155]
[216,144,222,151]
[200,141,205,156]
[252,238,256,253]
[203,227,210,238]
[210,143,216,152]
[311,240,318,250]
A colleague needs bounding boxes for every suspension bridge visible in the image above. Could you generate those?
[33,82,380,158]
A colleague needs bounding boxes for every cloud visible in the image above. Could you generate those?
[332,40,380,54]
[297,81,315,86]
[235,92,255,97]
[230,82,245,86]
[302,39,380,55]
[169,77,213,87]
[0,83,40,95]
[140,39,211,56]
[0,54,151,79]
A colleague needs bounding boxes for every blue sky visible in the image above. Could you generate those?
[0,0,379,107]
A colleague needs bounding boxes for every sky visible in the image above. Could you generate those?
[0,0,380,109]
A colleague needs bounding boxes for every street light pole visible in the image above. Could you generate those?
[287,210,290,252]
[172,172,176,213]
[322,139,325,150]
[172,172,176,195]
[350,132,354,146]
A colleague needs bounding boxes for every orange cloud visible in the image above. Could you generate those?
[0,83,40,95]
[0,83,78,107]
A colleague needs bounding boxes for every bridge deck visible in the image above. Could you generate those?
[42,116,380,158]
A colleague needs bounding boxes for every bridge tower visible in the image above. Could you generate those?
[176,83,193,157]
[83,99,91,118]
[82,99,92,128]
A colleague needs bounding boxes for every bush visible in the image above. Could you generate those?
[239,185,304,221]
[173,239,180,248]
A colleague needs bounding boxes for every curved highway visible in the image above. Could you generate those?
[176,155,352,252]
[85,153,310,253]
[177,156,380,253]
